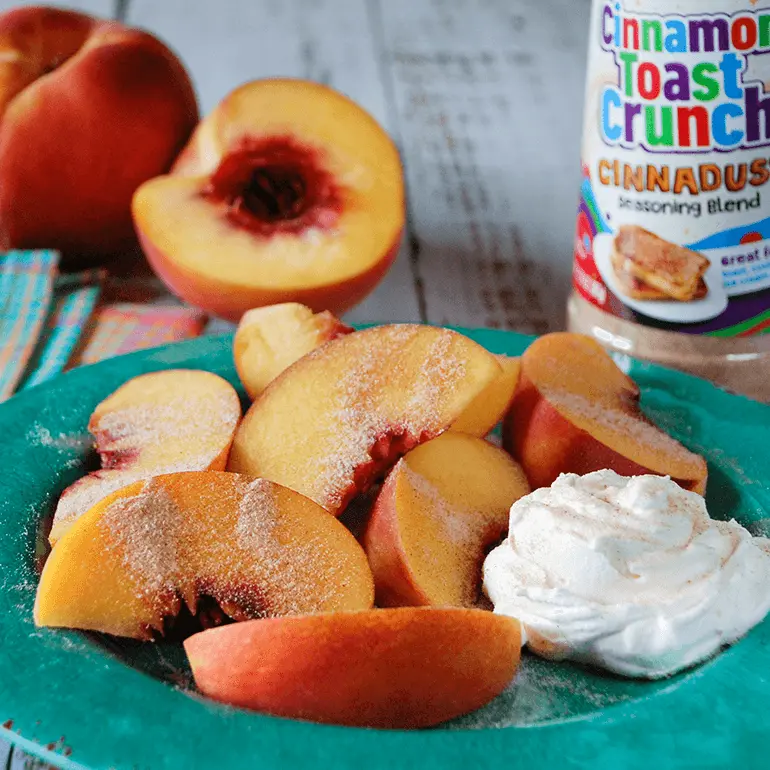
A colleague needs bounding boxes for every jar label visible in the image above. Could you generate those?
[575,1,770,336]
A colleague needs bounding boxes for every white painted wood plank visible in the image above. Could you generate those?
[127,0,421,324]
[8,746,53,770]
[375,0,590,333]
[0,738,12,768]
[0,0,113,15]
[128,0,389,128]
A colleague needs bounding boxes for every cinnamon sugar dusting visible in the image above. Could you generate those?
[401,463,473,546]
[55,462,208,534]
[233,477,353,614]
[95,474,365,632]
[52,378,240,538]
[100,481,182,602]
[543,388,701,466]
[93,391,239,465]
[315,326,471,510]
[399,459,508,607]
[235,477,279,543]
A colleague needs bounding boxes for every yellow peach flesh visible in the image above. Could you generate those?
[233,303,351,400]
[365,433,529,607]
[49,370,241,544]
[36,472,375,639]
[227,324,503,516]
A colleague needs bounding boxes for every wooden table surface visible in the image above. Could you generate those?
[0,0,590,765]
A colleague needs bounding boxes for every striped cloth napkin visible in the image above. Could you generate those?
[0,251,59,400]
[68,303,207,366]
[0,251,209,402]
[17,268,105,391]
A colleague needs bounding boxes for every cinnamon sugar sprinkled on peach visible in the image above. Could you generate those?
[504,333,707,493]
[228,324,503,515]
[50,370,241,544]
[36,472,374,640]
[364,433,529,608]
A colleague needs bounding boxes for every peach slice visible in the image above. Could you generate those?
[133,79,405,321]
[364,433,529,608]
[184,608,521,728]
[35,472,374,639]
[503,333,708,493]
[451,355,520,436]
[234,302,352,400]
[227,324,503,515]
[49,370,241,545]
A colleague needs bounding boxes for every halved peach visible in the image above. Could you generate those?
[451,355,520,436]
[35,472,374,639]
[133,79,405,321]
[504,333,707,493]
[227,324,503,516]
[234,302,352,400]
[184,608,521,728]
[364,433,529,608]
[49,370,241,544]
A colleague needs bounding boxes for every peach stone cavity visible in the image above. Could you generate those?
[49,370,241,545]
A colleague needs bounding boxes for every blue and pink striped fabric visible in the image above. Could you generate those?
[18,269,106,391]
[1,251,209,402]
[0,251,59,400]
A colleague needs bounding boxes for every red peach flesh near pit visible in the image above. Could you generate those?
[201,137,344,238]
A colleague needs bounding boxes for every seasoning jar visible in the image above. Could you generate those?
[568,0,770,402]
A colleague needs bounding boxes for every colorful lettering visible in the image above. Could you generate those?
[600,4,770,151]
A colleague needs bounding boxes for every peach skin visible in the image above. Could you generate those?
[364,433,529,608]
[0,6,197,265]
[503,333,707,493]
[184,608,521,728]
[227,324,503,516]
[133,78,405,320]
[35,472,374,639]
[233,302,352,400]
[49,370,241,545]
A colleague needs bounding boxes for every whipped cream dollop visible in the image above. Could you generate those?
[483,470,770,679]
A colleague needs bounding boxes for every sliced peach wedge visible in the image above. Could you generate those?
[233,302,352,400]
[504,333,708,493]
[35,472,374,639]
[49,370,241,545]
[364,433,529,608]
[451,355,520,436]
[227,324,504,516]
[133,79,405,321]
[185,608,521,729]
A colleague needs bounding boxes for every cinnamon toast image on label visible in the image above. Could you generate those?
[612,226,710,302]
[611,247,708,302]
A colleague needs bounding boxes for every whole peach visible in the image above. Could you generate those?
[0,6,198,266]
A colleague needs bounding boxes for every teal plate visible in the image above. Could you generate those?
[1,327,769,770]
